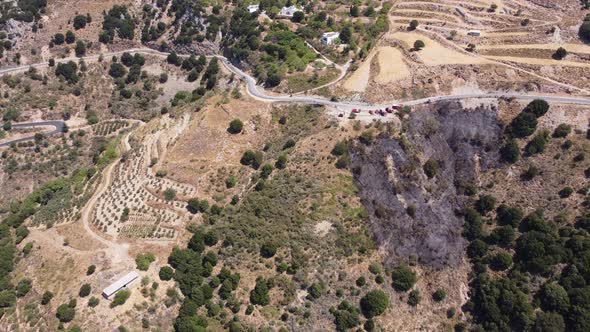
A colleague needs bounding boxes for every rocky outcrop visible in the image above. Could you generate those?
[350,101,502,268]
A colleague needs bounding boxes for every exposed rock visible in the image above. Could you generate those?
[350,101,502,268]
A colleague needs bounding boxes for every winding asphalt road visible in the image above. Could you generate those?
[0,121,64,147]
[1,47,590,147]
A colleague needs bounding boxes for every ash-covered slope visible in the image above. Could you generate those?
[350,101,502,268]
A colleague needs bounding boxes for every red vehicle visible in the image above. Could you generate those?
[379,109,386,116]
[385,107,393,113]
[351,109,361,114]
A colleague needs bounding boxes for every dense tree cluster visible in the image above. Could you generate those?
[100,5,135,43]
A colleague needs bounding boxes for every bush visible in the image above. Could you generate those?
[408,289,421,306]
[228,119,243,134]
[53,33,65,45]
[260,164,274,179]
[79,284,91,297]
[56,303,76,322]
[538,282,569,313]
[489,252,513,271]
[260,242,278,258]
[240,150,263,169]
[110,290,130,307]
[250,278,270,306]
[500,139,520,163]
[534,311,565,332]
[41,291,54,305]
[524,99,549,118]
[432,289,446,302]
[409,20,419,30]
[554,47,567,60]
[16,278,32,297]
[88,296,99,307]
[276,154,287,169]
[475,195,496,214]
[65,31,76,44]
[283,139,296,150]
[331,141,348,156]
[136,252,156,271]
[391,265,417,292]
[360,290,389,318]
[86,265,96,275]
[496,204,523,227]
[559,187,573,198]
[159,266,174,281]
[109,63,127,78]
[73,15,87,30]
[508,112,538,138]
[524,131,549,156]
[414,40,425,50]
[553,124,571,138]
[423,159,439,178]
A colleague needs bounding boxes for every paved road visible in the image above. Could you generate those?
[1,48,590,147]
[0,121,65,147]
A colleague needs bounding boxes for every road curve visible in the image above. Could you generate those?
[0,121,65,147]
[0,47,589,119]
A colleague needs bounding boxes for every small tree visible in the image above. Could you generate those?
[553,124,571,138]
[250,278,270,305]
[260,242,278,258]
[86,265,96,275]
[53,33,65,45]
[392,265,417,292]
[65,30,76,44]
[75,40,86,57]
[41,291,54,305]
[110,290,131,307]
[227,119,243,134]
[554,47,567,60]
[79,284,91,297]
[413,40,425,50]
[73,15,87,30]
[350,5,360,17]
[409,20,419,30]
[360,290,389,318]
[159,266,174,281]
[291,11,304,23]
[432,289,446,302]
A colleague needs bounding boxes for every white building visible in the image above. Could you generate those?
[102,271,139,299]
[247,4,260,13]
[321,32,340,45]
[467,30,481,36]
[279,5,301,17]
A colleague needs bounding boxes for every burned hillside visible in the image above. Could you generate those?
[350,102,502,268]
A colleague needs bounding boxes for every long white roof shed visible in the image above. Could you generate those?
[102,271,139,299]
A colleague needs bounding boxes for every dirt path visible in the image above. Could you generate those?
[79,129,138,266]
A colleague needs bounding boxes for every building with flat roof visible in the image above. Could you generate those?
[247,4,259,13]
[279,5,301,17]
[321,32,340,45]
[467,30,481,36]
[102,271,139,299]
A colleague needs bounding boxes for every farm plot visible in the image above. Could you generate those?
[92,121,129,136]
[91,116,196,241]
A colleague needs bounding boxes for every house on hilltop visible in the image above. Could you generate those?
[321,32,340,45]
[279,5,301,17]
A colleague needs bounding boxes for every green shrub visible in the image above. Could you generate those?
[524,99,549,118]
[475,195,496,214]
[228,119,243,134]
[79,284,91,297]
[432,289,446,302]
[135,252,156,271]
[86,265,96,275]
[423,159,439,178]
[250,278,270,306]
[360,290,389,318]
[41,291,53,305]
[553,124,571,138]
[56,303,76,322]
[159,266,174,281]
[524,131,549,156]
[508,112,537,138]
[407,289,421,306]
[500,139,520,163]
[391,265,417,292]
[110,290,131,307]
[260,242,278,258]
[225,176,236,188]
